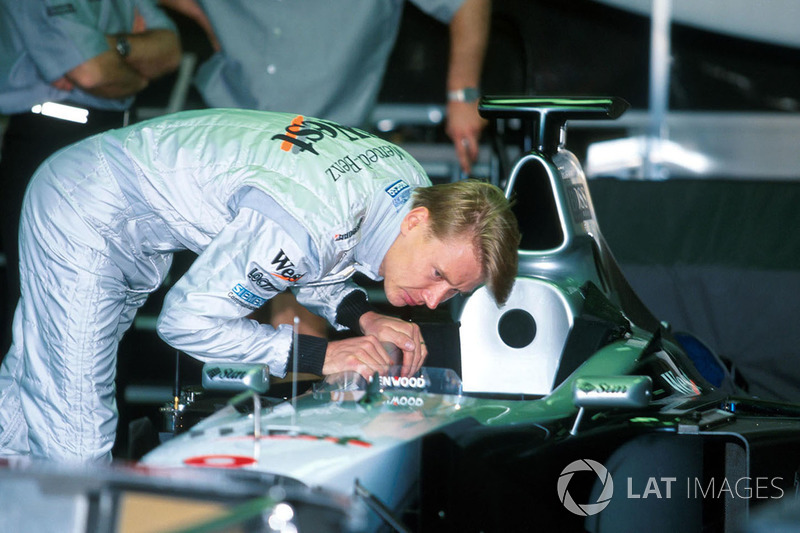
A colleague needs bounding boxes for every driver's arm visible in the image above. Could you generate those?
[156,207,304,377]
[156,207,396,378]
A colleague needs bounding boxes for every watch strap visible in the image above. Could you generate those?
[447,87,481,103]
[115,35,131,58]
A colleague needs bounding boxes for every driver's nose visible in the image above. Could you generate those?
[423,285,449,309]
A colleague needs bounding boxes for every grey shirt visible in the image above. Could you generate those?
[0,0,176,114]
[194,0,464,126]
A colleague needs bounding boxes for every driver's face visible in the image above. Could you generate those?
[380,207,483,309]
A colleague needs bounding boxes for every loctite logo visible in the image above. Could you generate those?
[270,249,304,282]
[248,267,278,291]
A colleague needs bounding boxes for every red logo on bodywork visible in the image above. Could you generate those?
[184,455,258,468]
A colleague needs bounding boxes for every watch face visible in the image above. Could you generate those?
[449,87,481,103]
[116,36,131,57]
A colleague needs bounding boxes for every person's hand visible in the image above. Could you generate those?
[51,76,74,92]
[132,7,146,33]
[358,312,427,377]
[322,336,393,379]
[446,100,487,175]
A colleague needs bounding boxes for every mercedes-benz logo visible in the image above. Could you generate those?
[557,459,614,516]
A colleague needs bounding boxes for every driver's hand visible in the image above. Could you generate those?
[322,336,393,379]
[358,312,427,377]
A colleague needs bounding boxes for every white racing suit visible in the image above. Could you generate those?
[0,109,430,461]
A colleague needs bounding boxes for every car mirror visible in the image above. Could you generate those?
[201,363,270,394]
[570,376,652,436]
[572,376,653,409]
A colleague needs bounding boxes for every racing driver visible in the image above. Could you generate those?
[0,109,519,462]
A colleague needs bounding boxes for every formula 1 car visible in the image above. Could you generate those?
[136,97,800,532]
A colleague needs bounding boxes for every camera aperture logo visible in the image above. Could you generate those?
[558,459,614,516]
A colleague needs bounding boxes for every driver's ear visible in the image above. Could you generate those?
[402,206,429,235]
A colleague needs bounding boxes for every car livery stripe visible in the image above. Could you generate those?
[183,455,258,468]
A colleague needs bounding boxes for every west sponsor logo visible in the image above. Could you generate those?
[270,249,304,282]
[271,116,409,183]
[236,251,304,307]
[273,115,373,156]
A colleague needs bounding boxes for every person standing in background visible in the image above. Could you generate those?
[0,0,181,355]
[164,0,489,174]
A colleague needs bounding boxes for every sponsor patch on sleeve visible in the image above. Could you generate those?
[268,249,305,283]
[333,216,363,247]
[385,180,411,211]
[228,283,267,310]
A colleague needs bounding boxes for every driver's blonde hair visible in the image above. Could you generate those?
[412,179,520,305]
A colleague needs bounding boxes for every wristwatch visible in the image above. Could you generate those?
[447,87,481,103]
[115,35,131,58]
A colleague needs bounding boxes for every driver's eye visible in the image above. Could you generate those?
[442,290,459,303]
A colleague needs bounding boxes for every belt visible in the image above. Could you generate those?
[27,101,129,128]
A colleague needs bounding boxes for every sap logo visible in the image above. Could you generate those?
[270,249,305,282]
[248,267,278,291]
